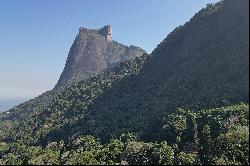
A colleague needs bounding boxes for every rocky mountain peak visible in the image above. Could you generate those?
[78,25,113,43]
[55,25,146,87]
[98,25,113,42]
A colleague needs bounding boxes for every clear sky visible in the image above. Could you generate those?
[0,0,220,100]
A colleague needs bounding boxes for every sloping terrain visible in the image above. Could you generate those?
[0,55,149,144]
[0,26,145,122]
[57,0,249,141]
[1,0,248,143]
[0,0,249,165]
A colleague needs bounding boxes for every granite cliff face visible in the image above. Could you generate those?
[56,25,146,87]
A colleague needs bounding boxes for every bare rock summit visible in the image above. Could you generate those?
[56,25,146,87]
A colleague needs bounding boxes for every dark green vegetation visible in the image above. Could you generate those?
[0,54,149,145]
[0,0,249,165]
[0,104,248,165]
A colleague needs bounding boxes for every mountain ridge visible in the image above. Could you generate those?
[54,0,249,141]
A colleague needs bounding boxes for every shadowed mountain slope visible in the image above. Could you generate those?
[0,0,248,145]
[59,0,249,141]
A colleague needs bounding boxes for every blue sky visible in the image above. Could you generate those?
[0,0,220,100]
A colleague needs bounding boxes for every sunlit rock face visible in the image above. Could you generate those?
[56,25,146,87]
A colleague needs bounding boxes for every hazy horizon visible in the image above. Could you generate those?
[0,97,29,112]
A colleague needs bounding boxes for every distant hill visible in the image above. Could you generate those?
[0,98,27,112]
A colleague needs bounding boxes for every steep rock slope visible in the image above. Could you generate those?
[56,25,146,87]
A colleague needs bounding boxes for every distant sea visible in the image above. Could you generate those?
[0,98,28,112]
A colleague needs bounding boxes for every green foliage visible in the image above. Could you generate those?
[199,124,212,163]
[0,0,248,165]
[193,2,223,19]
[212,125,249,165]
[160,103,249,165]
[65,151,101,165]
[182,113,199,146]
[121,141,154,165]
[72,135,102,152]
[0,103,248,165]
[1,104,248,165]
[119,132,138,143]
[176,152,200,165]
[105,139,124,163]
[152,141,174,165]
[1,153,23,165]
[0,142,9,156]
[28,148,60,165]
[162,111,187,143]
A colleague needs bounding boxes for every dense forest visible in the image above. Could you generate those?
[0,0,249,165]
[0,104,248,165]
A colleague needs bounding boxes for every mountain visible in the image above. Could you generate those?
[1,0,248,142]
[0,0,249,165]
[0,25,145,119]
[56,25,146,87]
[48,0,248,141]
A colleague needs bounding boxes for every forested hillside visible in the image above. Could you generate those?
[56,0,249,141]
[0,104,248,165]
[0,55,149,144]
[0,0,249,165]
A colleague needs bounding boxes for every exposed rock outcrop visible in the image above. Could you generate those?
[55,25,146,87]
